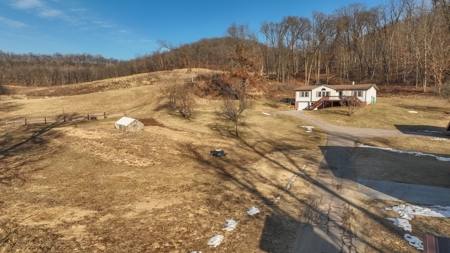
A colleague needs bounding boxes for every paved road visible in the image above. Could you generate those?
[276,110,449,253]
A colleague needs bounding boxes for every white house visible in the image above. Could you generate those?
[114,117,144,131]
[294,84,378,110]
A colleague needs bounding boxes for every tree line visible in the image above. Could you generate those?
[255,0,449,92]
[1,0,449,94]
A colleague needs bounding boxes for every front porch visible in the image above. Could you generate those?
[309,96,366,110]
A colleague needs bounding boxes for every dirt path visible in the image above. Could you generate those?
[276,110,447,253]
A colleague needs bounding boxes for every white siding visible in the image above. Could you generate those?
[296,91,312,102]
[366,87,377,104]
[295,91,312,110]
[311,86,336,100]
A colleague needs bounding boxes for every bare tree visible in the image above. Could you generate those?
[160,82,196,120]
[177,83,196,119]
[160,82,179,112]
[226,22,257,41]
[341,95,362,116]
[433,0,450,30]
[220,79,252,136]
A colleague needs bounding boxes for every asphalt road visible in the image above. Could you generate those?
[276,110,449,253]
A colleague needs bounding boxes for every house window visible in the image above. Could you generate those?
[301,91,309,97]
[354,90,363,97]
[317,88,329,97]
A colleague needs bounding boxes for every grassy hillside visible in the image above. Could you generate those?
[1,68,448,252]
[0,69,330,252]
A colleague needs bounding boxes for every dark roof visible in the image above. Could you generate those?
[294,85,323,91]
[328,84,378,91]
[423,233,450,253]
[294,84,378,91]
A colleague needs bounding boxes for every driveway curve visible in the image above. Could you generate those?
[275,110,450,253]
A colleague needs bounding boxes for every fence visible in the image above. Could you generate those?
[2,112,127,127]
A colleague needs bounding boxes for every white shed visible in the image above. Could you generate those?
[114,117,144,131]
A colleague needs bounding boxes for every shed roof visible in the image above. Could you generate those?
[115,117,136,126]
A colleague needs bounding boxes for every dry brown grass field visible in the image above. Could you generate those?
[1,69,328,252]
[1,69,449,252]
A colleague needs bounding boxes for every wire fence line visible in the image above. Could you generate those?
[2,111,130,127]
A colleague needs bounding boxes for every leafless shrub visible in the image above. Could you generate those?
[341,96,361,116]
[436,77,450,102]
[160,82,196,120]
[220,78,252,136]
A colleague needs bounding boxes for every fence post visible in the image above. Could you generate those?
[45,117,47,124]
[87,114,90,120]
[25,118,27,125]
[104,112,106,119]
[64,115,66,122]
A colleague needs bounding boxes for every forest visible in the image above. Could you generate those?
[0,0,449,95]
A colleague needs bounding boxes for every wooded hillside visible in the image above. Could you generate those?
[1,0,449,95]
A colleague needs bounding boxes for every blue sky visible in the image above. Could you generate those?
[0,0,388,60]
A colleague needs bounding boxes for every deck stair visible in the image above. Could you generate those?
[309,96,365,110]
[310,97,328,110]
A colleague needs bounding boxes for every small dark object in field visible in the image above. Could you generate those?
[211,150,226,157]
[90,116,97,120]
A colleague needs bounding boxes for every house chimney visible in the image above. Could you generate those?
[352,81,355,85]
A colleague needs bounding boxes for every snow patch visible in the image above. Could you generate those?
[386,218,412,232]
[301,126,314,132]
[275,196,281,203]
[207,235,224,247]
[386,205,450,250]
[404,234,423,250]
[190,251,202,253]
[285,174,298,191]
[408,111,418,113]
[358,143,450,162]
[222,219,239,231]
[247,206,260,216]
[431,138,449,142]
[389,205,450,220]
[262,112,271,116]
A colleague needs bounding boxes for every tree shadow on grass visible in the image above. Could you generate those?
[179,128,397,252]
[0,101,23,116]
[395,103,450,114]
[0,115,68,186]
[394,124,449,137]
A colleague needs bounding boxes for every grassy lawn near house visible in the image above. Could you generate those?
[305,97,450,130]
